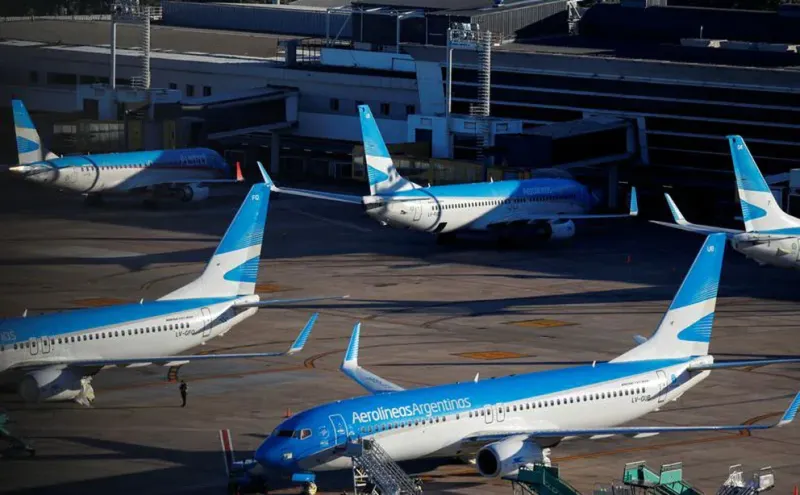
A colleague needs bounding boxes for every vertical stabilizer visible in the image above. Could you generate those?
[12,100,44,165]
[612,233,726,362]
[160,184,270,300]
[729,135,797,233]
[358,105,415,196]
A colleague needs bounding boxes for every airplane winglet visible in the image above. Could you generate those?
[342,322,361,369]
[664,193,688,225]
[629,187,638,217]
[778,391,800,427]
[287,313,318,355]
[256,161,276,189]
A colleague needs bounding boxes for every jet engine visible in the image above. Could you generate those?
[530,219,575,241]
[18,367,87,402]
[476,435,545,478]
[179,184,210,202]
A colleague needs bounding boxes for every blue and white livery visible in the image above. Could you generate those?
[654,135,800,269]
[0,164,340,406]
[252,233,800,486]
[8,99,242,204]
[265,105,637,243]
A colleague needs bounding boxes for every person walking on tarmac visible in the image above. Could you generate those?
[179,380,188,407]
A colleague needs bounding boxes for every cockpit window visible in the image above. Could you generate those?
[299,429,312,440]
[276,430,294,437]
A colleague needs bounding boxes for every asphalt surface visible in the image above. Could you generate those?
[0,178,798,494]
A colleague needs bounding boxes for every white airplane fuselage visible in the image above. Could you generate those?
[363,178,593,236]
[256,358,710,475]
[0,296,259,388]
[730,233,800,268]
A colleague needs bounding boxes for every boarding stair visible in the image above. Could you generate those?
[510,463,582,495]
[622,461,703,495]
[715,465,774,495]
[344,438,422,495]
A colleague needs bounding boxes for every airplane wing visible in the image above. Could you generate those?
[234,295,350,308]
[650,192,742,235]
[11,313,317,371]
[257,161,363,205]
[340,322,405,394]
[464,391,800,444]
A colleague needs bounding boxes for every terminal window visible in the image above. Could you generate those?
[47,72,77,86]
[406,105,415,116]
[330,98,339,111]
[169,83,177,90]
[29,71,38,84]
[380,103,390,116]
[355,100,364,112]
[203,86,212,97]
[186,84,195,97]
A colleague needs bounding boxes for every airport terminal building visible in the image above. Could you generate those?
[1,0,800,221]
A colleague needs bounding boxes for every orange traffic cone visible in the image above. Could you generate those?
[235,162,244,182]
[284,408,292,418]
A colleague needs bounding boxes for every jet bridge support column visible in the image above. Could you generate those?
[270,132,280,174]
[607,164,619,210]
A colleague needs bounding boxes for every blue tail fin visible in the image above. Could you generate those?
[728,135,797,233]
[12,100,44,165]
[160,184,270,300]
[358,105,414,196]
[612,233,726,362]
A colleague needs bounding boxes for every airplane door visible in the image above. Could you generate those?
[41,337,50,354]
[201,308,212,338]
[656,370,668,403]
[484,406,494,424]
[29,338,38,356]
[496,404,505,422]
[413,204,422,221]
[328,414,349,444]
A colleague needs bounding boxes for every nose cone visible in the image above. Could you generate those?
[255,438,297,474]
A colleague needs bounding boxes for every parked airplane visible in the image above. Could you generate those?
[653,135,800,269]
[0,164,339,406]
[251,233,800,488]
[7,99,241,205]
[263,105,637,244]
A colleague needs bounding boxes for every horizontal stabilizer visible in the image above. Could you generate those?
[689,357,800,371]
[234,294,350,309]
[340,322,405,394]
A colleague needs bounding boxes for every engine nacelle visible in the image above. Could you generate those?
[18,367,84,402]
[179,184,210,202]
[476,435,545,478]
[549,219,575,240]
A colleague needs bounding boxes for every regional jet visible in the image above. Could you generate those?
[8,99,241,206]
[263,104,637,244]
[249,233,800,489]
[653,135,800,269]
[0,164,341,405]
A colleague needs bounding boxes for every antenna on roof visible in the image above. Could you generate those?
[139,298,144,305]
[474,372,480,383]
[22,309,27,318]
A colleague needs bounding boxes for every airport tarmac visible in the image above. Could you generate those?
[0,180,798,494]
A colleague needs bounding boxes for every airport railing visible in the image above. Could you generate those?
[345,438,421,495]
